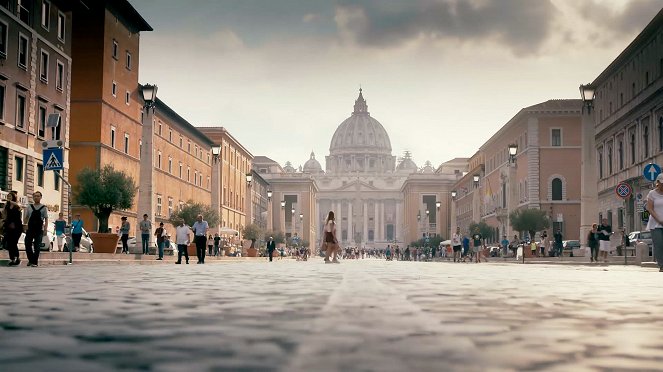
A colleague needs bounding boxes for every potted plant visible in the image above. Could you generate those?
[169,200,219,257]
[74,165,137,254]
[242,223,263,257]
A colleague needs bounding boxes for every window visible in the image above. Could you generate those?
[157,151,161,168]
[199,174,202,186]
[168,157,172,173]
[126,51,132,70]
[187,141,191,153]
[158,122,162,135]
[630,133,636,164]
[179,137,183,148]
[156,195,162,216]
[110,126,116,148]
[14,156,23,181]
[124,133,129,154]
[112,40,118,59]
[0,21,7,58]
[41,0,50,29]
[168,129,172,142]
[40,49,49,82]
[187,167,190,181]
[52,109,61,139]
[179,162,182,178]
[125,91,130,105]
[56,61,64,91]
[598,149,603,178]
[36,164,43,187]
[16,93,26,128]
[551,129,561,146]
[618,140,624,170]
[168,197,173,217]
[57,11,65,40]
[54,171,59,190]
[194,171,198,186]
[644,125,649,159]
[139,140,142,159]
[18,33,28,69]
[618,208,624,229]
[112,81,117,96]
[607,146,613,174]
[0,84,5,120]
[18,0,31,24]
[38,105,46,137]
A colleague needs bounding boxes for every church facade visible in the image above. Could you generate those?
[255,90,466,248]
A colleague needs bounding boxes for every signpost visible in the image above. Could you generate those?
[615,182,632,266]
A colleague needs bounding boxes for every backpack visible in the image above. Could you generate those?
[28,205,45,231]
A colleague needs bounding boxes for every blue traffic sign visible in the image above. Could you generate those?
[644,163,661,181]
[43,147,64,171]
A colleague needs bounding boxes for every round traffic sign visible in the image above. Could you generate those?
[615,182,632,199]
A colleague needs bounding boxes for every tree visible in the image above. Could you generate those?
[469,221,495,242]
[264,230,285,245]
[74,165,137,233]
[170,200,220,228]
[242,223,263,248]
[509,208,550,241]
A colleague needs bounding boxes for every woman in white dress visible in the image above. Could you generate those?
[323,211,340,264]
[646,173,663,272]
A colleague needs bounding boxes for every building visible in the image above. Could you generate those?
[0,0,74,221]
[144,96,214,237]
[69,0,152,233]
[198,126,253,238]
[248,169,269,231]
[589,8,663,235]
[453,100,583,243]
[258,90,461,248]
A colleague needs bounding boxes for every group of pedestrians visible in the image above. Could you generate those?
[2,191,49,267]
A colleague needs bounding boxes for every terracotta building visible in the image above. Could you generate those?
[453,100,583,243]
[0,0,74,220]
[69,0,151,233]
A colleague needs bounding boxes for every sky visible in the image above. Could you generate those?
[132,0,663,169]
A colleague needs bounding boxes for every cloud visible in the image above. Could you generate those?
[303,13,323,23]
[333,0,559,55]
[575,0,663,36]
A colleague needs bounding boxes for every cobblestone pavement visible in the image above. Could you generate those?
[1,260,663,372]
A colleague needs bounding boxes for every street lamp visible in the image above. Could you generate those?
[579,84,596,113]
[299,213,303,221]
[451,190,457,199]
[436,201,441,211]
[267,190,272,201]
[141,83,158,108]
[473,174,480,188]
[280,200,286,209]
[211,145,221,162]
[246,173,253,186]
[291,208,295,216]
[508,144,518,164]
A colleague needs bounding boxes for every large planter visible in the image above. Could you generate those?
[89,233,120,254]
[247,247,258,257]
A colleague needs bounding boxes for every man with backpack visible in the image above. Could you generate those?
[25,191,48,267]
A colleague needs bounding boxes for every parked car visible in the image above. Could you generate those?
[116,236,137,252]
[17,231,54,252]
[59,227,94,253]
[628,231,653,256]
[562,240,581,256]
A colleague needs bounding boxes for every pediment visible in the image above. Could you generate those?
[333,179,380,192]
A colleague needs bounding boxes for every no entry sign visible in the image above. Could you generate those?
[615,182,632,199]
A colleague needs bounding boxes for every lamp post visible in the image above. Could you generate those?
[211,145,221,232]
[280,200,286,235]
[579,83,598,250]
[267,190,273,231]
[291,207,296,239]
[299,212,304,238]
[137,83,158,250]
[506,144,518,238]
[417,212,421,238]
[450,190,457,237]
[425,209,430,238]
[436,201,442,237]
[508,144,518,164]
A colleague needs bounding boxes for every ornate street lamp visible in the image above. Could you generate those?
[417,212,421,222]
[211,145,220,163]
[436,201,441,211]
[267,190,272,201]
[579,84,596,113]
[246,173,253,186]
[141,83,158,108]
[299,213,303,221]
[508,144,518,163]
[280,200,286,209]
[473,174,480,188]
[451,190,457,199]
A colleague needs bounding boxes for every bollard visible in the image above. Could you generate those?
[635,242,648,265]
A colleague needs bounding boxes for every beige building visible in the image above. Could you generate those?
[0,0,74,221]
[453,100,583,242]
[588,8,663,235]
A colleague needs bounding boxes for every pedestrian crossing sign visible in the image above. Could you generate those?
[43,147,64,171]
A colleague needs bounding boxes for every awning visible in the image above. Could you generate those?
[218,227,239,236]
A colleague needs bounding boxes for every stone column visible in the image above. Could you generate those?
[338,200,342,243]
[580,103,598,248]
[374,202,379,242]
[380,201,385,241]
[137,105,155,246]
[395,201,401,242]
[363,201,369,245]
[348,201,353,244]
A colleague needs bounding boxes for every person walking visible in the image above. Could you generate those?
[175,219,190,264]
[323,211,340,264]
[192,214,209,264]
[266,236,276,262]
[597,218,612,263]
[646,173,663,272]
[139,214,152,255]
[472,228,483,263]
[24,191,48,267]
[154,222,165,260]
[71,213,84,252]
[588,223,599,263]
[207,234,214,256]
[54,212,66,252]
[213,233,221,256]
[500,235,509,258]
[461,235,470,262]
[540,230,548,257]
[554,230,563,257]
[120,216,130,254]
[452,227,462,262]
[3,191,23,266]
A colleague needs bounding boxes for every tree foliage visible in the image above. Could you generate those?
[509,208,550,241]
[468,221,496,242]
[264,230,286,245]
[74,165,137,233]
[242,223,263,248]
[410,235,443,248]
[169,200,220,228]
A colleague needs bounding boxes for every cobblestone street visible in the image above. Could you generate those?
[1,260,663,371]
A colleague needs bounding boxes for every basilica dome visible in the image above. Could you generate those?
[303,152,323,174]
[329,90,392,156]
[326,90,396,173]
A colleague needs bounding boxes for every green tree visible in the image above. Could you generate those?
[242,223,263,248]
[74,165,137,233]
[264,230,285,245]
[469,221,495,242]
[509,208,550,241]
[169,200,219,228]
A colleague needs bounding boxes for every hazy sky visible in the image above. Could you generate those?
[132,0,663,169]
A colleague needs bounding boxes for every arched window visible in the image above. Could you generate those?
[598,149,603,178]
[618,140,624,170]
[552,178,563,200]
[630,133,636,164]
[607,146,613,174]
[644,125,649,158]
